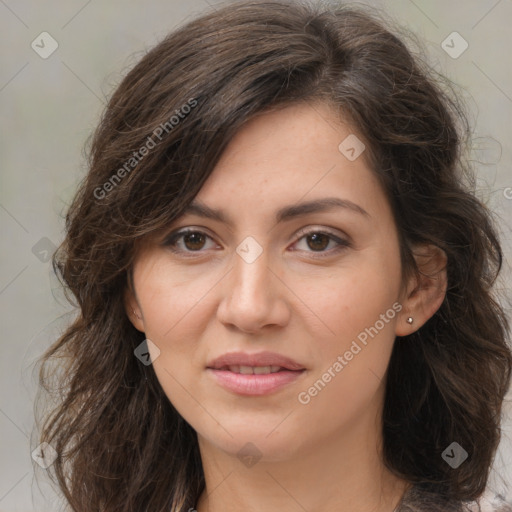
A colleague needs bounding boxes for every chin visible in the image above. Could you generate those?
[196,419,308,463]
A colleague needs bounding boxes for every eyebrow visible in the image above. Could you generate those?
[180,197,370,227]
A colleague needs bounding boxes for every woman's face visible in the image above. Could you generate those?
[127,102,410,461]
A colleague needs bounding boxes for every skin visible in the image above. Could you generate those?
[125,102,447,512]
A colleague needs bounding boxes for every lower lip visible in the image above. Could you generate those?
[206,368,305,396]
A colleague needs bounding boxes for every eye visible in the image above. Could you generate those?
[162,227,351,258]
[162,228,218,255]
[291,227,351,258]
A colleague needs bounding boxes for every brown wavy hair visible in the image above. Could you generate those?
[35,1,512,511]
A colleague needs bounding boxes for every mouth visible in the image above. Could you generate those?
[213,365,292,374]
[206,351,306,396]
[206,363,306,396]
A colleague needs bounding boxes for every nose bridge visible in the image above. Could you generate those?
[232,234,273,302]
[217,234,287,332]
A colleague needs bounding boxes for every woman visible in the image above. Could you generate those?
[35,1,512,511]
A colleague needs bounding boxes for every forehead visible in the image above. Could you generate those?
[192,102,390,225]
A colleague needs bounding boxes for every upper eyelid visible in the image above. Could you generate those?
[163,225,350,249]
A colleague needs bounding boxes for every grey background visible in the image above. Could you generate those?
[1,0,511,510]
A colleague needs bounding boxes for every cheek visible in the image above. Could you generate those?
[135,257,220,343]
[140,276,212,416]
[133,260,218,401]
[300,250,402,349]
[294,272,400,431]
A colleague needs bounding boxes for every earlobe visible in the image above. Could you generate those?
[395,244,448,336]
[123,287,145,333]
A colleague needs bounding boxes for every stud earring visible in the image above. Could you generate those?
[132,308,141,320]
[406,317,414,324]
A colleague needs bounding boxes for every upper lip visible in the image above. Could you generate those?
[207,351,305,371]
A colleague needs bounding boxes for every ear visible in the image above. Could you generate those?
[395,244,448,336]
[124,285,145,333]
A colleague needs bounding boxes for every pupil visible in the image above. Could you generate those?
[185,232,205,250]
[308,233,328,251]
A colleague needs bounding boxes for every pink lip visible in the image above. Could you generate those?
[207,351,305,371]
[207,368,305,396]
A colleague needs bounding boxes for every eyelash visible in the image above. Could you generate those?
[162,227,351,259]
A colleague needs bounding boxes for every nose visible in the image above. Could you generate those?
[216,245,290,334]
